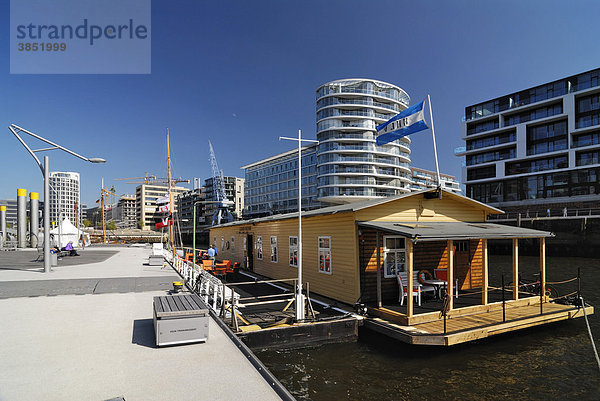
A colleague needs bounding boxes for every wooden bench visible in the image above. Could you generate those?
[396,270,436,306]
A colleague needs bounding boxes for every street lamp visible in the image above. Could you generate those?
[280,129,318,322]
[8,123,106,273]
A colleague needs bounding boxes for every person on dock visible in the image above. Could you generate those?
[207,245,216,261]
[63,241,79,256]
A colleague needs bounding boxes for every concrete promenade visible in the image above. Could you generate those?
[0,246,282,401]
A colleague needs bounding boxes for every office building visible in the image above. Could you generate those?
[243,145,319,218]
[204,176,244,221]
[136,184,189,230]
[457,68,600,212]
[176,187,206,233]
[316,79,413,203]
[49,171,80,226]
[410,167,461,194]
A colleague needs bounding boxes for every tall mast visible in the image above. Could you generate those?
[167,128,174,258]
[101,178,106,243]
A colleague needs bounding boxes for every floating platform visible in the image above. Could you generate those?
[365,298,593,346]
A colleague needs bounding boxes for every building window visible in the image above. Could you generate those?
[243,237,247,251]
[505,155,568,175]
[270,236,278,263]
[289,236,298,267]
[318,236,331,274]
[383,236,405,278]
[576,150,600,166]
[256,236,263,260]
[467,165,496,180]
[221,237,225,252]
[231,236,235,252]
[526,120,568,155]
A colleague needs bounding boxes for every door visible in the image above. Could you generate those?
[246,234,254,271]
[454,241,471,290]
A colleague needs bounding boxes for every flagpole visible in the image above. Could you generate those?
[427,94,442,191]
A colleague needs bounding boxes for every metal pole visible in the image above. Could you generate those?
[0,205,6,248]
[502,274,506,322]
[426,95,441,188]
[17,188,27,248]
[30,192,39,247]
[376,230,382,308]
[296,129,305,321]
[577,267,581,308]
[44,156,50,273]
[193,203,196,269]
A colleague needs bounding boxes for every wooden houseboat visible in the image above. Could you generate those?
[209,188,593,345]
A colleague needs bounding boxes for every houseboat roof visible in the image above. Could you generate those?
[356,221,554,241]
[214,188,504,228]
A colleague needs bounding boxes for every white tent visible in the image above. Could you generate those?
[47,218,89,249]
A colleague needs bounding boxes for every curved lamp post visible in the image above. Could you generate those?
[8,123,105,273]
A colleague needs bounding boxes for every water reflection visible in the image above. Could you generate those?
[257,255,600,400]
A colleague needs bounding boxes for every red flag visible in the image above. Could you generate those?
[158,204,170,213]
[155,218,173,229]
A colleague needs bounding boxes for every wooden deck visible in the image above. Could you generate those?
[365,299,594,346]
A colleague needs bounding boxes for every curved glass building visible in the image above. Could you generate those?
[316,79,412,204]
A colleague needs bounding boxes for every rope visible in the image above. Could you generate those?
[580,296,600,373]
[547,277,578,285]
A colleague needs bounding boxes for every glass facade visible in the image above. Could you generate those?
[316,79,412,203]
[462,68,600,206]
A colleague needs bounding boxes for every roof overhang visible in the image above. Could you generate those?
[357,221,554,242]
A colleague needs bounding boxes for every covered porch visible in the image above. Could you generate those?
[357,221,593,345]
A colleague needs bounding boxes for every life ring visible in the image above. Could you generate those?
[418,269,433,285]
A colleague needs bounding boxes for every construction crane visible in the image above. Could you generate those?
[114,172,157,184]
[114,173,188,186]
[208,141,234,225]
[100,178,117,244]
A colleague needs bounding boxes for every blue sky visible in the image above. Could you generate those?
[2,0,599,205]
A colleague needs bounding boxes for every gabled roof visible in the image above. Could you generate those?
[213,188,504,228]
[356,221,553,241]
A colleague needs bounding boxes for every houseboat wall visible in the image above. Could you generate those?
[354,195,489,222]
[210,212,361,305]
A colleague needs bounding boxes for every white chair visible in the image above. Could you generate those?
[397,271,435,306]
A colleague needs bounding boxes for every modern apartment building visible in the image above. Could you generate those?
[49,171,80,226]
[136,184,188,230]
[243,145,319,218]
[410,167,461,194]
[204,176,244,221]
[457,68,600,211]
[242,78,465,219]
[316,79,413,203]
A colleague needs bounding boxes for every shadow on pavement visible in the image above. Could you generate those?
[132,318,156,348]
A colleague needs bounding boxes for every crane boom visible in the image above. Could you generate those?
[208,141,234,225]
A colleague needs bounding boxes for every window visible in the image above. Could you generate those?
[318,236,331,274]
[221,237,225,252]
[256,236,263,260]
[231,237,235,252]
[289,236,298,267]
[270,236,278,263]
[243,237,247,251]
[383,236,405,278]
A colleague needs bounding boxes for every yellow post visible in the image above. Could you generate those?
[167,128,175,261]
[482,239,488,305]
[447,240,454,310]
[406,239,413,317]
[512,238,519,300]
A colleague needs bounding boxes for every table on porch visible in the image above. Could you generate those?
[423,279,447,300]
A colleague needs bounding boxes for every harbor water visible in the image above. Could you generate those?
[256,254,600,400]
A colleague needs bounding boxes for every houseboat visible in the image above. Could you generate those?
[209,188,593,345]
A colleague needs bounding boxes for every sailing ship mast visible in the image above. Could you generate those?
[167,128,175,260]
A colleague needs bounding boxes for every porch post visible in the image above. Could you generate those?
[447,240,454,310]
[540,237,546,299]
[512,238,519,300]
[482,239,488,305]
[406,239,414,317]
[376,231,382,308]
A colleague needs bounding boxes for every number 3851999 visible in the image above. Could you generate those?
[18,43,66,51]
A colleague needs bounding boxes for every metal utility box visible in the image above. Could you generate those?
[153,294,209,347]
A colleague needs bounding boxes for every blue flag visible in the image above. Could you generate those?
[376,100,428,146]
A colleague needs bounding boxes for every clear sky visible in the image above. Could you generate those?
[2,0,599,205]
